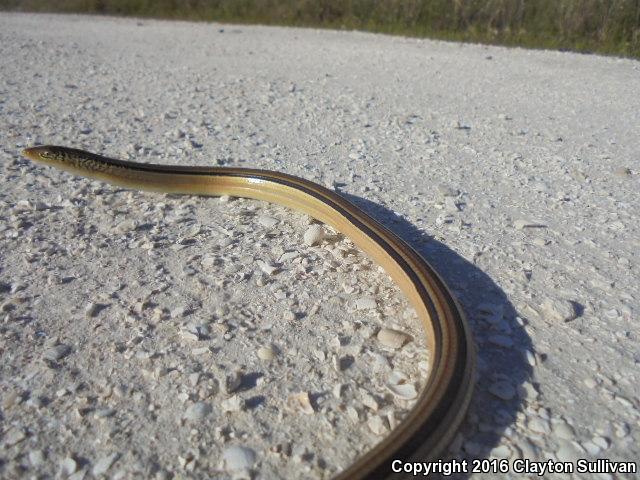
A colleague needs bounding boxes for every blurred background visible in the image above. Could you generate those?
[1,0,639,58]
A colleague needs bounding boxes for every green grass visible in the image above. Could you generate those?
[2,0,639,58]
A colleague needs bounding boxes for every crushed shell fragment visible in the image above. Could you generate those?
[355,296,377,310]
[257,260,278,275]
[287,392,315,414]
[377,328,412,349]
[303,224,326,246]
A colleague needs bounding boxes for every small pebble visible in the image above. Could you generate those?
[85,302,101,318]
[183,374,198,390]
[287,392,315,414]
[346,406,359,423]
[224,370,243,394]
[94,407,117,418]
[2,392,22,410]
[223,445,256,471]
[613,166,632,177]
[184,402,212,421]
[60,457,78,475]
[444,196,460,212]
[489,381,516,401]
[525,350,536,366]
[555,439,580,462]
[517,438,540,458]
[43,344,71,361]
[257,215,279,228]
[360,391,379,411]
[615,395,633,409]
[592,436,610,449]
[553,420,575,440]
[528,416,551,434]
[582,440,601,455]
[221,395,243,412]
[491,444,511,458]
[514,219,546,229]
[92,453,119,476]
[437,185,459,197]
[541,298,578,322]
[29,450,45,466]
[180,329,200,342]
[333,383,344,399]
[615,422,630,438]
[257,260,278,275]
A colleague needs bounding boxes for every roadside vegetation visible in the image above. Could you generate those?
[2,0,639,58]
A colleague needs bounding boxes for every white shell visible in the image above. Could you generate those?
[377,328,411,349]
[360,390,379,411]
[387,382,418,400]
[257,346,276,361]
[223,445,256,471]
[303,224,326,246]
[387,370,408,385]
[367,415,388,435]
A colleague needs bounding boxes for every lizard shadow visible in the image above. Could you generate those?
[338,190,534,479]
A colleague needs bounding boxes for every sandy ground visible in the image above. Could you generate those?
[1,12,639,480]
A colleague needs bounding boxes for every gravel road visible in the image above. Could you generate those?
[1,12,639,480]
